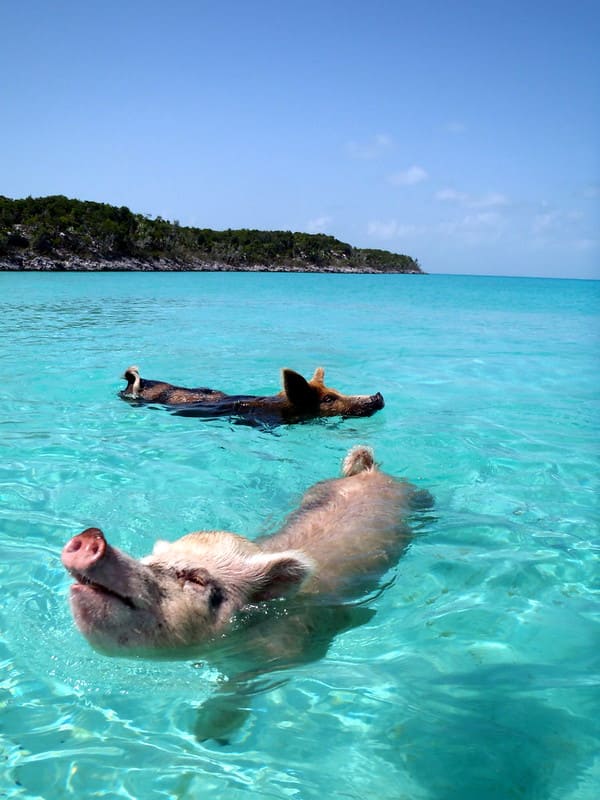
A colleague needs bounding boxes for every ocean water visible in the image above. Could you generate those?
[0,271,598,799]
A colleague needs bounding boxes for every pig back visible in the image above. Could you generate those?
[263,470,414,600]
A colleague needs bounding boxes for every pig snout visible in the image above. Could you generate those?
[62,527,107,573]
[355,391,384,415]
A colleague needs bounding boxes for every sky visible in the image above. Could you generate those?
[1,0,599,279]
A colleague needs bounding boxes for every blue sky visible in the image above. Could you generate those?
[2,0,598,278]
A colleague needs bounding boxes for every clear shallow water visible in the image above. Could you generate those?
[0,272,598,799]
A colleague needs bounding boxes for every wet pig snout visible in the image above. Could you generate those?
[372,392,384,408]
[62,527,107,572]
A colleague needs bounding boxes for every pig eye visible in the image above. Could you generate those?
[174,569,225,611]
[175,568,207,587]
[209,584,225,611]
[321,394,336,404]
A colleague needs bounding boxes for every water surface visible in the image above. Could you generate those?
[1,272,598,799]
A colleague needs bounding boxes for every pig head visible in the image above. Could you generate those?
[62,527,313,655]
[274,367,384,421]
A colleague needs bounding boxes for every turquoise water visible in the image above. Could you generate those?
[0,272,598,799]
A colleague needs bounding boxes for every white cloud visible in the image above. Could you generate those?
[532,208,587,239]
[462,211,504,228]
[346,133,393,159]
[444,121,467,134]
[388,165,428,186]
[532,211,558,235]
[367,220,400,239]
[574,238,598,250]
[439,211,506,245]
[472,192,509,209]
[306,215,332,233]
[436,188,508,208]
[436,188,468,203]
[367,220,425,239]
[583,184,600,199]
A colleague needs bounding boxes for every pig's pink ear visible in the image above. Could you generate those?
[282,369,319,408]
[247,550,314,601]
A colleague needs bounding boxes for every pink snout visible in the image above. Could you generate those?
[62,527,107,572]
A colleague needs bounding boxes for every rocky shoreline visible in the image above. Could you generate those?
[1,196,425,274]
[0,253,425,274]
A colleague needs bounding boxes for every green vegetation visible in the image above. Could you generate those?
[0,195,424,273]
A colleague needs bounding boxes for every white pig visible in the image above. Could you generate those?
[62,446,432,658]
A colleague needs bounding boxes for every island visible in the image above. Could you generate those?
[0,195,424,274]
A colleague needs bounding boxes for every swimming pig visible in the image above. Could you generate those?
[120,365,227,404]
[119,365,384,423]
[62,447,431,658]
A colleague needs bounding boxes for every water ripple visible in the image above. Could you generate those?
[1,273,598,799]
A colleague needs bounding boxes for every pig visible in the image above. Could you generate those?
[62,446,432,658]
[119,365,385,424]
[120,365,227,404]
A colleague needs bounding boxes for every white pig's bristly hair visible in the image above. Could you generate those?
[342,445,375,477]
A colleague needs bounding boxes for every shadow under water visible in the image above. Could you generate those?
[190,601,377,744]
[382,665,599,800]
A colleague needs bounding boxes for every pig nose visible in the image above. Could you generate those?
[62,527,107,572]
[373,392,384,408]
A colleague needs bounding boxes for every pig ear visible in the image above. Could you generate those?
[310,367,325,385]
[140,539,171,564]
[282,369,319,408]
[247,550,314,602]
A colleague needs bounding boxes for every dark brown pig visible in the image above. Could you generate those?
[173,366,384,424]
[62,446,431,658]
[120,365,227,404]
[119,365,384,424]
